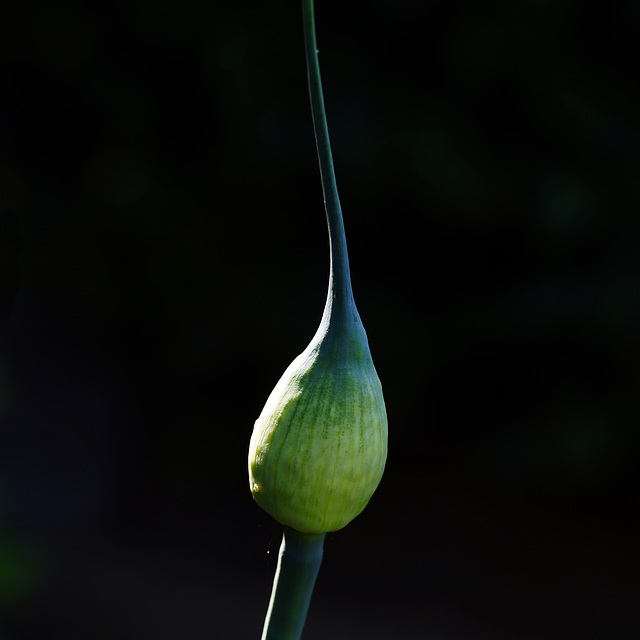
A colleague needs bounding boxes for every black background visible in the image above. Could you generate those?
[1,1,639,638]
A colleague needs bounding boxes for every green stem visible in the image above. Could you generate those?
[261,527,326,640]
[260,5,356,638]
[302,0,354,326]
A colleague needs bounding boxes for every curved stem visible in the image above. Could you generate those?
[302,0,354,325]
[261,527,326,640]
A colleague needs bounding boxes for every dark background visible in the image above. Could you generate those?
[1,0,639,638]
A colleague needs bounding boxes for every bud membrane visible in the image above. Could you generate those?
[249,298,387,534]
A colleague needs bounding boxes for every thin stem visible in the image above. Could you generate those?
[261,527,326,640]
[302,0,354,324]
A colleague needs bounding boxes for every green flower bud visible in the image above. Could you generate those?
[248,289,388,533]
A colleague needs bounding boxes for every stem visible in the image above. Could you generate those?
[261,527,326,640]
[302,0,354,325]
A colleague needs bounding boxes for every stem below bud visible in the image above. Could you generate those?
[261,528,326,640]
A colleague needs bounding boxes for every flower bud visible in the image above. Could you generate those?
[249,306,387,534]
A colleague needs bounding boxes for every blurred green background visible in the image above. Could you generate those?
[1,0,639,638]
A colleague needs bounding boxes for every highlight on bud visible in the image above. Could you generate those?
[248,319,388,534]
